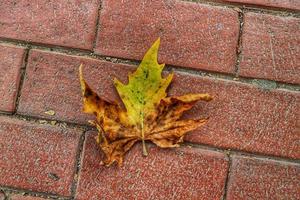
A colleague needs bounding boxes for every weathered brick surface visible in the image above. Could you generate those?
[223,0,300,11]
[10,194,49,200]
[239,13,300,84]
[18,50,300,159]
[95,0,239,73]
[0,116,81,196]
[75,131,229,200]
[171,75,300,160]
[0,44,25,112]
[227,155,300,200]
[0,0,100,50]
[18,50,124,124]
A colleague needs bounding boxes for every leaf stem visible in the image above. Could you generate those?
[141,115,148,156]
[142,138,148,156]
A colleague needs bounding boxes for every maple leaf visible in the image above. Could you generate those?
[79,38,212,166]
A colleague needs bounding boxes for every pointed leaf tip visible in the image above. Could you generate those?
[151,37,161,53]
[142,38,162,66]
[154,37,160,46]
[79,38,212,167]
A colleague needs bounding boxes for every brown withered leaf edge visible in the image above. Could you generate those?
[79,38,212,167]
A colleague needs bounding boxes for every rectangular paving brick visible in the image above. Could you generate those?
[18,50,125,124]
[239,13,300,84]
[18,50,300,159]
[227,155,300,200]
[0,44,25,112]
[0,116,81,196]
[223,0,300,11]
[75,131,229,200]
[95,0,239,73]
[171,74,300,160]
[0,0,100,50]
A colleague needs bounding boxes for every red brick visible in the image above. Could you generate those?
[75,131,228,200]
[239,13,300,84]
[223,0,300,11]
[0,116,81,196]
[0,44,25,112]
[95,0,239,74]
[18,50,127,124]
[18,50,300,159]
[0,0,100,50]
[227,155,300,200]
[10,194,49,200]
[171,75,300,160]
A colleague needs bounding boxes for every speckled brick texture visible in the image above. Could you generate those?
[0,0,299,198]
[75,131,229,200]
[95,0,239,73]
[0,0,100,50]
[239,13,300,84]
[18,51,300,159]
[171,74,300,160]
[223,0,300,11]
[17,50,124,124]
[227,155,300,200]
[9,194,49,200]
[0,44,25,112]
[0,116,81,196]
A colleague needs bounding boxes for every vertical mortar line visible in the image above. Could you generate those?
[92,0,103,51]
[222,153,233,200]
[234,8,245,77]
[14,47,31,114]
[70,130,87,199]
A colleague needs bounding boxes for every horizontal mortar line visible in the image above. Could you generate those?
[0,111,299,165]
[0,185,72,200]
[0,37,93,54]
[169,66,300,91]
[0,37,299,92]
[0,37,139,66]
[184,142,300,164]
[182,0,300,17]
[0,111,93,132]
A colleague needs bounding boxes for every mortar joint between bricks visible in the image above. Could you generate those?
[92,0,102,51]
[182,0,300,17]
[0,38,299,92]
[222,153,232,200]
[185,141,300,164]
[70,130,87,198]
[0,112,94,132]
[234,7,245,77]
[0,186,71,200]
[14,48,30,114]
[242,6,300,18]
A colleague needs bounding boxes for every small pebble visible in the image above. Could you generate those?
[39,120,47,124]
[45,110,55,115]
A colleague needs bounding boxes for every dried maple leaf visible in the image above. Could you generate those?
[79,38,212,166]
